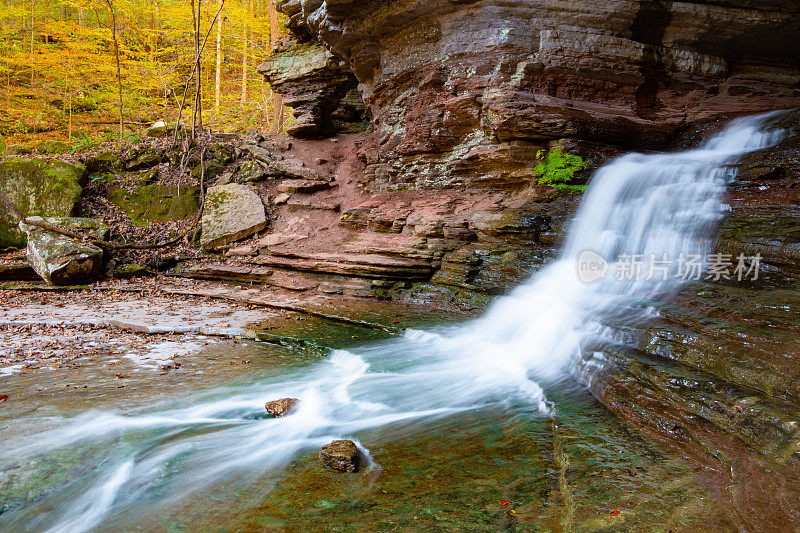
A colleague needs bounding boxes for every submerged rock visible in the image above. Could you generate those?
[19,217,107,285]
[0,157,86,248]
[319,440,360,473]
[200,184,267,250]
[265,397,298,417]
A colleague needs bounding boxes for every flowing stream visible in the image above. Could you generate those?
[0,112,786,532]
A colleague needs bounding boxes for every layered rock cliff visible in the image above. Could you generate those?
[263,0,800,188]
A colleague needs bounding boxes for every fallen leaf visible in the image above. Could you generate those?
[0,394,8,402]
[498,500,510,505]
[508,510,516,516]
[610,508,621,517]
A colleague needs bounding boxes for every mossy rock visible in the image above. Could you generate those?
[0,158,87,248]
[235,160,265,183]
[125,148,164,170]
[0,135,5,156]
[114,263,148,279]
[191,160,226,181]
[85,151,125,174]
[35,140,71,154]
[5,144,34,156]
[108,183,200,226]
[209,143,235,165]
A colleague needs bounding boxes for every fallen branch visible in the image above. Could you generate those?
[0,185,205,251]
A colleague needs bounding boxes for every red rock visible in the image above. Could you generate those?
[265,397,298,417]
[319,440,360,472]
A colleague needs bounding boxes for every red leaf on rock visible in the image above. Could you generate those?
[0,394,8,402]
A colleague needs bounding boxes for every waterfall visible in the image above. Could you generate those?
[0,112,785,532]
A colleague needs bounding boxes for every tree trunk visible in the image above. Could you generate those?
[215,0,222,112]
[240,0,248,103]
[268,0,283,133]
[104,0,124,138]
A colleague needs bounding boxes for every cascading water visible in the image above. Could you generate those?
[0,112,786,532]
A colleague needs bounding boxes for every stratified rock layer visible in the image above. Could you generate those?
[272,0,800,188]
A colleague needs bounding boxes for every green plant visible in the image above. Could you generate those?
[534,148,587,191]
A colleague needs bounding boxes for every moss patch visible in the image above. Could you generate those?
[108,183,199,226]
[0,158,86,248]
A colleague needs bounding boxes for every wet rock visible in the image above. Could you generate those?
[125,148,163,170]
[319,439,360,473]
[200,184,267,250]
[19,217,107,285]
[265,397,298,417]
[0,157,86,248]
[235,160,265,183]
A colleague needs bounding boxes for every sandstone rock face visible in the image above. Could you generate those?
[20,217,107,285]
[0,158,86,248]
[257,40,362,138]
[201,184,267,250]
[265,397,298,417]
[272,0,800,188]
[319,439,360,472]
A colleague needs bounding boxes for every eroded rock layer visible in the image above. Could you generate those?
[270,0,800,188]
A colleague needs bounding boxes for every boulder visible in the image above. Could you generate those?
[35,140,71,154]
[85,151,125,174]
[125,148,163,170]
[319,440,360,473]
[191,160,226,181]
[4,144,33,156]
[0,157,86,248]
[200,184,267,250]
[235,160,265,183]
[265,397,298,417]
[19,217,107,285]
[144,120,168,137]
[108,183,199,226]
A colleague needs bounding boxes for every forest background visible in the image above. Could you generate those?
[0,0,288,145]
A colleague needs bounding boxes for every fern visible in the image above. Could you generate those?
[534,148,587,191]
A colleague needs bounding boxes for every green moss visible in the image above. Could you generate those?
[0,158,86,247]
[533,148,587,191]
[109,183,199,226]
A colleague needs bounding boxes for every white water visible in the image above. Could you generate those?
[0,113,785,532]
